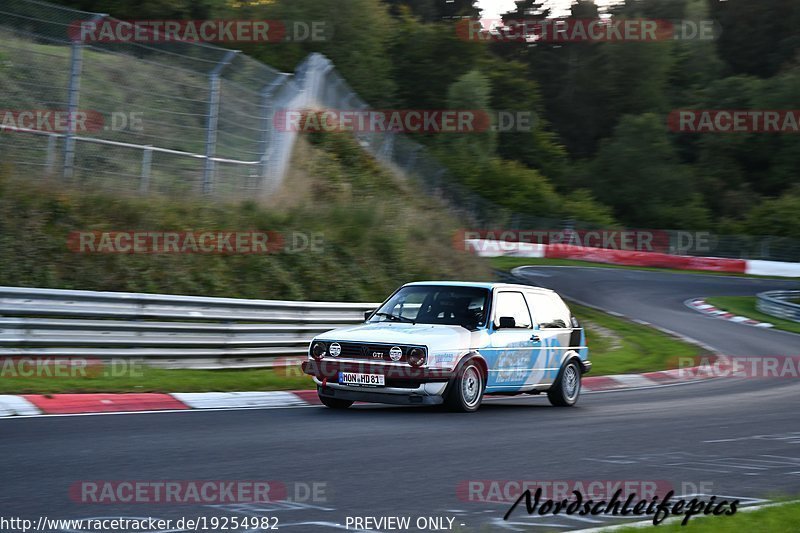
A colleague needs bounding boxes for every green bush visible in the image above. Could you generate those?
[0,133,490,301]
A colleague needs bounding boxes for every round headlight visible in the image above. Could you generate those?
[389,346,402,362]
[407,347,425,367]
[311,342,327,360]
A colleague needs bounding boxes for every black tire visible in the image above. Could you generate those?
[547,360,581,407]
[445,360,485,412]
[318,391,354,409]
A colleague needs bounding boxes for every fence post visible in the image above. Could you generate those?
[63,14,106,180]
[259,74,289,185]
[140,146,153,194]
[45,134,57,176]
[203,50,238,196]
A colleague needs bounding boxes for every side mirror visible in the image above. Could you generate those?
[364,309,375,321]
[497,316,516,329]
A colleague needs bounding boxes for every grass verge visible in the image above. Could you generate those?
[705,296,800,335]
[571,303,706,375]
[0,303,706,394]
[0,132,490,303]
[489,256,800,280]
[613,500,800,532]
[0,366,314,395]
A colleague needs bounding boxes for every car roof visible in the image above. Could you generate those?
[403,281,555,293]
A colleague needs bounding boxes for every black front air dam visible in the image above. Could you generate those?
[317,385,444,405]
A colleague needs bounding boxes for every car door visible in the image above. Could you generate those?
[524,291,574,387]
[483,290,539,392]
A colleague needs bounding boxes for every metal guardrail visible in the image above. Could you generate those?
[756,290,800,323]
[0,287,379,369]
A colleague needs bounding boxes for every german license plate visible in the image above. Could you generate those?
[338,372,385,387]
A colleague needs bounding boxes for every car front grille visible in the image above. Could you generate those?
[332,342,423,363]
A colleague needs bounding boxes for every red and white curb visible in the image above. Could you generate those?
[0,391,320,417]
[465,239,800,277]
[0,365,719,417]
[581,366,718,391]
[686,298,773,328]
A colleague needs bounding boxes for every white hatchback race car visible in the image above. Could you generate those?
[302,281,590,412]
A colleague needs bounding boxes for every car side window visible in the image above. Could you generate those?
[548,294,572,328]
[526,292,570,329]
[494,291,532,328]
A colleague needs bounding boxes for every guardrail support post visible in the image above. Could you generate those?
[203,50,238,196]
[63,14,106,181]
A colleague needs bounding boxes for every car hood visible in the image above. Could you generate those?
[316,322,476,353]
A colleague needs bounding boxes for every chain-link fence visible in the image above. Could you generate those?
[293,54,800,262]
[0,0,305,199]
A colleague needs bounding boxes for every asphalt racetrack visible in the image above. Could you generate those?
[2,267,799,532]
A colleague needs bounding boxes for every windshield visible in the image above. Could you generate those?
[370,285,490,330]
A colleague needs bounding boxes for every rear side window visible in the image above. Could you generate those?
[494,291,532,328]
[526,292,571,329]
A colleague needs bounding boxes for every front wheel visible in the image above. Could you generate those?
[547,360,581,407]
[445,361,485,412]
[318,390,354,409]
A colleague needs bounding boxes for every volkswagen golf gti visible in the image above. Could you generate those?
[302,281,590,412]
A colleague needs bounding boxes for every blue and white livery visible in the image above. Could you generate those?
[302,281,590,412]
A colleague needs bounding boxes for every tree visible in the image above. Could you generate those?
[438,69,496,166]
[709,0,800,78]
[389,13,485,109]
[232,0,397,106]
[498,1,619,157]
[383,0,480,21]
[590,114,709,229]
[742,190,800,238]
[44,0,224,19]
[560,189,617,226]
[484,60,567,181]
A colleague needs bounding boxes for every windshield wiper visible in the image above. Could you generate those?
[373,312,413,323]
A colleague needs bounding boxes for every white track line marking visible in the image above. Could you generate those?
[0,368,725,422]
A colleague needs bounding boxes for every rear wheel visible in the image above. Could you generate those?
[445,361,484,412]
[547,360,581,407]
[318,390,354,409]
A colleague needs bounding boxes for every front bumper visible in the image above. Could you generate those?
[317,384,445,405]
[580,360,592,374]
[302,359,453,385]
[302,359,452,404]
